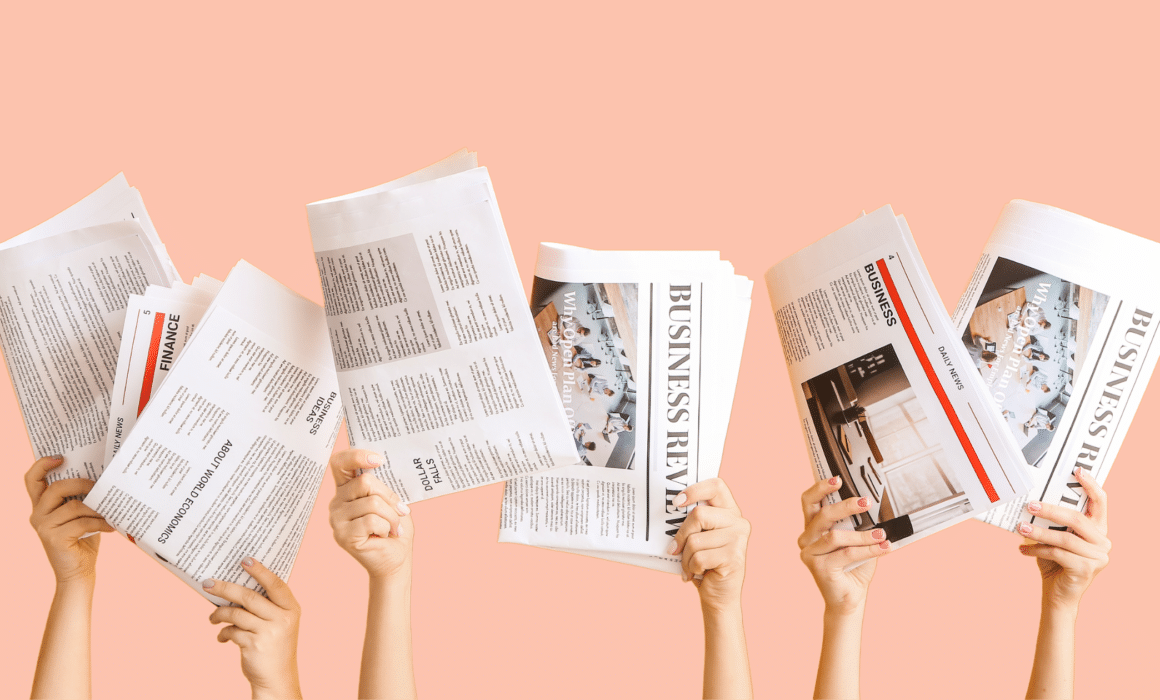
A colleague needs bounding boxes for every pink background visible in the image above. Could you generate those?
[1,3,1155,698]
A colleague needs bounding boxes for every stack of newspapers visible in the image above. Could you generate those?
[766,203,1160,544]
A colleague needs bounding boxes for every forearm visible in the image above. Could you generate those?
[32,578,95,699]
[814,605,865,700]
[360,570,417,700]
[702,601,752,700]
[1026,596,1078,700]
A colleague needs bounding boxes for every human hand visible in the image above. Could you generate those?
[205,558,302,700]
[798,477,891,616]
[1018,467,1110,613]
[670,478,751,612]
[328,449,413,582]
[25,455,115,585]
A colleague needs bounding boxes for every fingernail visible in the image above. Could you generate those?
[1027,501,1042,513]
[878,540,891,550]
[1018,523,1033,535]
[49,454,64,461]
[394,501,411,516]
[201,579,215,589]
[673,493,688,507]
[680,572,688,582]
[366,453,384,467]
[858,497,868,508]
[667,540,679,555]
[1018,544,1030,553]
[1073,467,1085,479]
[241,557,254,567]
[828,477,839,486]
[872,528,885,541]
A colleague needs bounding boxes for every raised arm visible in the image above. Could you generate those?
[798,477,891,700]
[27,455,116,699]
[670,478,753,700]
[328,449,416,700]
[1019,467,1110,700]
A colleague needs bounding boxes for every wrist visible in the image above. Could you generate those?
[369,566,412,593]
[54,575,97,595]
[823,599,867,621]
[700,596,743,620]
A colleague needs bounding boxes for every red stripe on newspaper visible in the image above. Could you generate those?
[137,312,166,417]
[875,259,999,502]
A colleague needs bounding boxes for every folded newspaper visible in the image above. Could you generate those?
[306,150,579,503]
[767,206,1032,549]
[498,244,753,574]
[0,175,181,483]
[951,201,1160,532]
[85,261,342,604]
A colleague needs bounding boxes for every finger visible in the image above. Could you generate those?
[824,540,892,570]
[349,513,395,541]
[1028,502,1101,543]
[32,479,97,519]
[800,477,842,528]
[670,505,740,555]
[679,528,735,565]
[209,605,264,632]
[802,527,887,556]
[25,455,64,504]
[42,499,104,529]
[1018,543,1086,570]
[684,546,729,578]
[53,517,116,541]
[801,496,870,547]
[216,625,254,647]
[239,557,298,612]
[335,496,400,536]
[672,478,738,513]
[1016,521,1101,557]
[330,449,386,488]
[335,472,410,515]
[1074,467,1108,530]
[201,576,279,620]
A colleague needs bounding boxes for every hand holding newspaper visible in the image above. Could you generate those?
[767,206,1032,549]
[498,244,753,574]
[951,201,1160,532]
[0,176,181,483]
[306,150,578,503]
[85,261,342,604]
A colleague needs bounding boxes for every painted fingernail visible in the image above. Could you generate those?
[878,540,891,550]
[673,493,688,507]
[828,477,840,486]
[1027,501,1042,513]
[857,498,868,508]
[1018,523,1033,535]
[872,528,885,540]
[202,579,215,589]
[366,453,384,467]
[394,501,411,516]
[241,557,255,567]
[1073,466,1085,479]
[668,540,679,555]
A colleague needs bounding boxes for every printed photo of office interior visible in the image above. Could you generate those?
[802,344,971,541]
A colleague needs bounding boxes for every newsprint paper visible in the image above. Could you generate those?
[85,261,342,604]
[951,201,1160,532]
[767,206,1032,550]
[0,176,181,484]
[498,244,752,574]
[307,151,578,504]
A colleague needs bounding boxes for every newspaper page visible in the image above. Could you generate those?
[766,206,1032,550]
[104,277,221,465]
[0,218,179,482]
[306,151,578,503]
[498,245,753,574]
[950,201,1160,531]
[85,261,342,604]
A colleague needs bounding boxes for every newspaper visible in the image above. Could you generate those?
[498,244,753,574]
[104,276,222,466]
[950,201,1160,531]
[306,151,579,503]
[85,261,342,604]
[766,206,1032,550]
[0,176,181,482]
